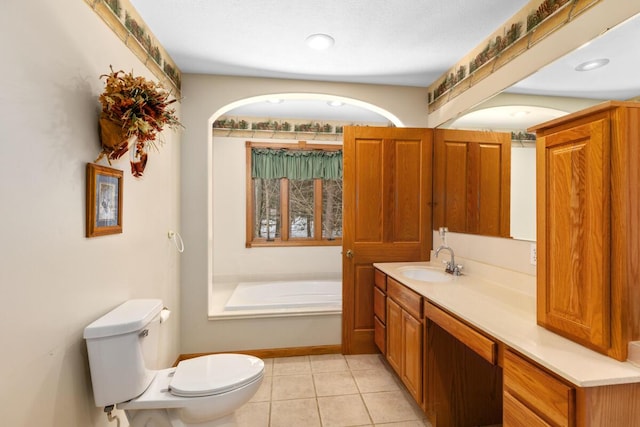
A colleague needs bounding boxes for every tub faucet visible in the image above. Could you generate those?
[435,245,463,276]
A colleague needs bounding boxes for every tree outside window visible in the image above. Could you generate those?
[246,142,342,247]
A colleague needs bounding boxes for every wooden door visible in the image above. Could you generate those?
[342,127,432,354]
[433,129,511,237]
[537,119,611,353]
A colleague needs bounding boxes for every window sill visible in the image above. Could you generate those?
[247,239,342,248]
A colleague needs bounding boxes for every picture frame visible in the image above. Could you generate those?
[86,163,123,237]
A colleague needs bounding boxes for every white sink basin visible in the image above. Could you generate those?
[400,267,452,283]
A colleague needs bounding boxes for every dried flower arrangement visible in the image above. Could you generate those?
[97,67,182,177]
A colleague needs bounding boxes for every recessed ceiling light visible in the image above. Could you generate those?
[327,100,344,107]
[575,58,610,72]
[266,98,283,104]
[306,33,335,50]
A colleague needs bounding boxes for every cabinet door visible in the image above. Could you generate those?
[402,310,423,403]
[386,298,403,375]
[537,119,611,352]
[433,129,511,237]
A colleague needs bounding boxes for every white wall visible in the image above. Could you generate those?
[511,144,537,241]
[0,1,181,426]
[212,136,342,282]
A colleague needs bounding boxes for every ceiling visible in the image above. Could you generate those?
[129,0,640,127]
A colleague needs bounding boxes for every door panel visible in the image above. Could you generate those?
[353,265,375,330]
[343,127,432,354]
[477,143,506,235]
[394,140,424,242]
[435,141,469,231]
[353,139,385,242]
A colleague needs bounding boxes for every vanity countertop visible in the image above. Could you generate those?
[373,261,640,388]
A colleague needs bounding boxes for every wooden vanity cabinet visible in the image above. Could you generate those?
[531,101,640,361]
[386,277,424,405]
[433,129,511,237]
[503,350,575,427]
[504,343,640,427]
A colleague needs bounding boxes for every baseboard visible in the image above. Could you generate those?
[174,344,342,366]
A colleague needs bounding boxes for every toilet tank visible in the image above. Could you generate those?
[84,299,164,407]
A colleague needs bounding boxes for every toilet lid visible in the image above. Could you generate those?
[169,354,264,397]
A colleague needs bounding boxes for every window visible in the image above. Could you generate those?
[246,141,342,247]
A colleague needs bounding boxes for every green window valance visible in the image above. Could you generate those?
[251,148,343,180]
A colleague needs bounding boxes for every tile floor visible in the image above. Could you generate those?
[233,353,433,427]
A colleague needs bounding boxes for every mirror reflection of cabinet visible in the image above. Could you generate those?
[433,129,511,237]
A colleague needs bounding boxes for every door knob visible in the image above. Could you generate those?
[346,249,354,258]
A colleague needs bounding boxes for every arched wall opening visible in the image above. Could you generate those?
[207,93,403,283]
[208,93,406,127]
[178,73,430,354]
[203,93,404,351]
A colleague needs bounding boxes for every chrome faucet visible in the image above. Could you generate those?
[435,227,463,275]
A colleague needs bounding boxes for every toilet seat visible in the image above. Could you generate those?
[169,354,264,397]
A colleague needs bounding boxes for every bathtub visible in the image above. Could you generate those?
[206,278,342,351]
[224,280,342,311]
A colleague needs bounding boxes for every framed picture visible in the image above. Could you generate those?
[86,163,123,237]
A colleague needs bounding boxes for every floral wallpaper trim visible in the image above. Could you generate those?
[85,0,182,95]
[214,117,393,133]
[427,0,601,109]
[213,116,393,140]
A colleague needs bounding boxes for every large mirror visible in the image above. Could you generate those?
[443,11,640,241]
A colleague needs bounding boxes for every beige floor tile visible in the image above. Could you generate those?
[273,355,311,375]
[270,398,321,427]
[233,401,270,427]
[254,355,432,427]
[362,391,424,424]
[310,353,349,372]
[272,374,316,400]
[262,357,274,377]
[318,394,372,427]
[313,371,359,396]
[249,376,272,402]
[345,354,386,371]
[352,368,400,393]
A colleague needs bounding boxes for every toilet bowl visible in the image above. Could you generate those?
[84,299,265,427]
[120,354,264,427]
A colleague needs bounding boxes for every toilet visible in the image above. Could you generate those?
[84,299,264,427]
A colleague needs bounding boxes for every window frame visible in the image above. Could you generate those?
[245,141,342,248]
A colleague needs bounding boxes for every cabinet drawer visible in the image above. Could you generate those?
[387,278,422,319]
[424,302,496,364]
[504,350,574,427]
[374,286,386,323]
[374,269,387,291]
[374,316,386,355]
[504,391,552,427]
